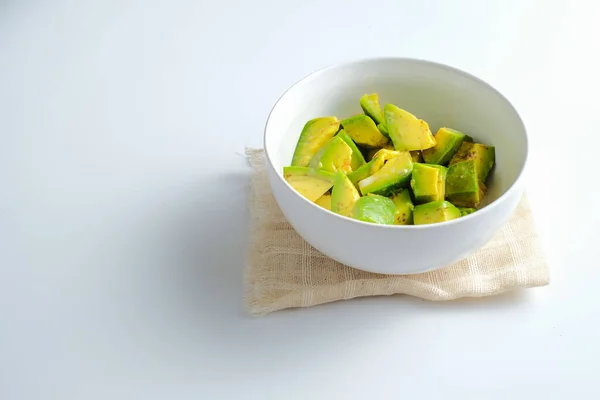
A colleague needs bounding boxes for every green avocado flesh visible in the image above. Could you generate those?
[391,189,414,225]
[422,127,468,165]
[337,130,366,170]
[291,117,340,167]
[309,136,353,173]
[360,93,385,125]
[341,114,388,148]
[331,171,360,217]
[384,104,436,151]
[445,161,487,208]
[413,201,461,225]
[284,93,497,225]
[410,163,447,204]
[449,142,495,183]
[283,166,336,202]
[358,151,413,196]
[353,195,396,225]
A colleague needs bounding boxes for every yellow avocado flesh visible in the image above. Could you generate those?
[391,189,414,225]
[413,201,461,225]
[283,166,335,202]
[449,142,495,183]
[331,171,360,217]
[348,149,399,185]
[337,130,366,170]
[384,104,436,151]
[360,93,385,125]
[291,117,340,167]
[445,161,486,208]
[341,114,388,148]
[314,193,332,210]
[422,127,468,165]
[309,136,353,173]
[410,163,447,204]
[358,151,413,196]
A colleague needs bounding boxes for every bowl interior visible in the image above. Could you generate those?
[265,58,527,206]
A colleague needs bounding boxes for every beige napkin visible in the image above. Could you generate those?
[245,148,549,316]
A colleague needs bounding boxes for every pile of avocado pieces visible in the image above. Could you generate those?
[283,93,495,225]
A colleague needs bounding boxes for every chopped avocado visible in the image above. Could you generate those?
[308,136,353,173]
[449,142,496,183]
[358,151,413,196]
[353,195,396,225]
[314,193,332,210]
[366,144,394,161]
[384,104,436,151]
[340,114,388,148]
[360,93,385,125]
[410,163,447,204]
[458,207,477,217]
[445,161,487,208]
[410,150,424,163]
[283,166,336,202]
[291,117,340,167]
[377,123,389,138]
[422,127,468,165]
[337,130,366,170]
[331,171,361,217]
[391,189,414,225]
[413,201,461,225]
[348,149,399,184]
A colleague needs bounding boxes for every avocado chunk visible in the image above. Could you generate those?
[291,117,340,167]
[377,123,389,138]
[445,161,487,208]
[458,207,477,217]
[366,144,394,161]
[410,150,424,163]
[449,142,496,183]
[348,149,399,185]
[308,136,353,173]
[331,171,361,217]
[340,115,388,149]
[358,151,413,196]
[314,193,332,210]
[353,195,396,225]
[422,127,469,165]
[384,104,436,151]
[413,201,461,225]
[391,189,414,225]
[410,163,448,204]
[337,130,366,170]
[360,93,385,125]
[283,166,336,202]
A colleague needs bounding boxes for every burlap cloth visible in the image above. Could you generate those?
[245,148,549,316]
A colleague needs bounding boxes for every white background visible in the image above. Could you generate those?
[1,0,597,399]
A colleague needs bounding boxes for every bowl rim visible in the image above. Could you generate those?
[263,56,528,229]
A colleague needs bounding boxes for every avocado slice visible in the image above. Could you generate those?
[358,151,413,196]
[348,149,399,185]
[377,123,390,138]
[410,163,448,204]
[365,144,394,161]
[384,104,436,151]
[360,93,385,125]
[308,136,353,173]
[422,127,468,165]
[449,142,495,183]
[337,130,366,170]
[331,171,361,217]
[458,207,477,217]
[314,193,332,210]
[291,117,340,167]
[283,166,336,202]
[391,189,414,225]
[413,201,461,225]
[410,150,424,163]
[353,195,396,225]
[340,115,388,149]
[445,161,487,208]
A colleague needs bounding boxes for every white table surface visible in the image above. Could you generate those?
[2,1,597,399]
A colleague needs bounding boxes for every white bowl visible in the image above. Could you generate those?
[264,58,528,274]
